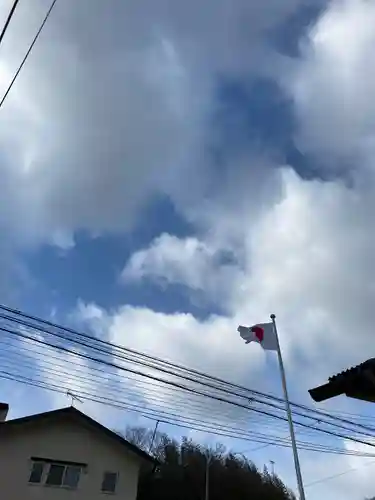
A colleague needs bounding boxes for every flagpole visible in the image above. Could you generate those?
[270,314,306,500]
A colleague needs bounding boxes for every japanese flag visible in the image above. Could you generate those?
[237,323,278,351]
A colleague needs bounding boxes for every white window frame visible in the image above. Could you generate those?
[28,459,83,489]
[46,463,82,489]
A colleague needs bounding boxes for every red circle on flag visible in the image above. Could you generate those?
[251,326,264,342]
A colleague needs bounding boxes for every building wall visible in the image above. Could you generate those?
[0,415,142,500]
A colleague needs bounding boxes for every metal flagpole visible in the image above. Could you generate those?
[270,314,306,500]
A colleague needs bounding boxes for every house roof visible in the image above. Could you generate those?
[0,406,157,465]
[309,358,375,403]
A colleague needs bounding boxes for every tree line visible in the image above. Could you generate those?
[124,426,296,500]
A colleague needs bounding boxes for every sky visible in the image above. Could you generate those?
[2,0,375,498]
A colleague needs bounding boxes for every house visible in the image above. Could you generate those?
[0,403,156,499]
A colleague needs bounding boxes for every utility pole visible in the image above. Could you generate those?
[270,460,275,475]
[149,420,160,454]
[205,454,211,500]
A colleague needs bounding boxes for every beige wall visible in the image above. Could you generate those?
[0,415,142,500]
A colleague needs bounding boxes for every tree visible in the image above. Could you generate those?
[124,425,296,500]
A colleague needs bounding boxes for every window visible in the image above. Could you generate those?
[28,459,83,489]
[63,466,81,488]
[101,471,118,493]
[46,464,81,488]
[46,464,65,486]
[29,462,44,484]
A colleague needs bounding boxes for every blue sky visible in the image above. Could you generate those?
[2,0,375,498]
[24,196,197,314]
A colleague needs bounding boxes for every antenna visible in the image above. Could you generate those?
[66,390,83,407]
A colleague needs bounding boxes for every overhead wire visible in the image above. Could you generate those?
[0,352,260,432]
[0,334,297,436]
[0,335,366,443]
[0,357,338,448]
[0,0,58,109]
[2,304,375,457]
[0,368,373,458]
[0,361,372,457]
[1,306,374,440]
[0,0,21,47]
[0,342,290,440]
[2,304,374,440]
[0,324,374,450]
[2,323,375,453]
[0,341,320,440]
[305,460,375,488]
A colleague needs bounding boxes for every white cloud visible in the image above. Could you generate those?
[119,166,375,378]
[232,168,375,369]
[77,302,264,383]
[0,1,205,249]
[0,0,307,249]
[122,233,241,308]
[285,0,375,166]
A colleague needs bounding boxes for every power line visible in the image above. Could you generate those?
[0,305,302,404]
[0,335,368,445]
[317,408,375,421]
[0,351,260,432]
[0,0,58,109]
[2,323,375,456]
[305,460,375,488]
[0,347,361,455]
[7,303,375,437]
[0,334,321,430]
[2,305,375,453]
[1,315,375,449]
[0,369,373,459]
[2,305,374,438]
[0,364,372,458]
[0,0,21,47]
[0,333,298,434]
[0,350,355,454]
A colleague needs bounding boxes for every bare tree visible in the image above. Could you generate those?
[123,425,295,500]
